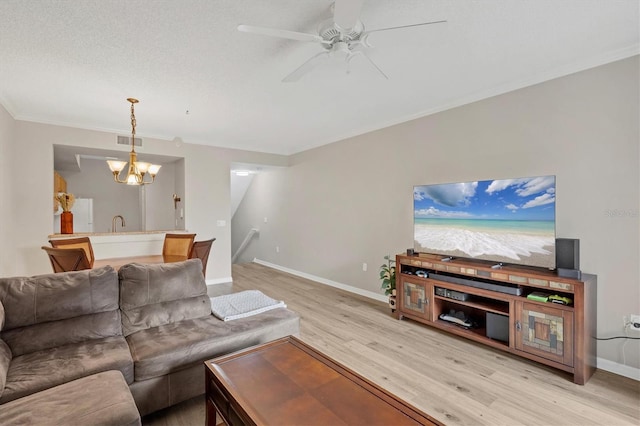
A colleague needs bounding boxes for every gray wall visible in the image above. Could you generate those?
[142,161,178,232]
[0,114,288,282]
[232,57,640,372]
[0,103,15,274]
[61,158,140,232]
[173,159,186,231]
[60,157,178,233]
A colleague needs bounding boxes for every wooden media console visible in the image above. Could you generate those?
[395,253,597,385]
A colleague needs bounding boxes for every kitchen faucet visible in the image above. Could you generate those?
[112,215,125,233]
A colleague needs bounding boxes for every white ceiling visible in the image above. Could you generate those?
[1,0,638,155]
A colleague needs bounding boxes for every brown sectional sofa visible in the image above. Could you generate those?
[0,371,141,426]
[0,264,133,405]
[0,259,300,423]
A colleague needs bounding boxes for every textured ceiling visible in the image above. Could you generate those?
[1,0,638,155]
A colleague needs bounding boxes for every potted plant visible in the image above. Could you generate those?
[379,255,397,311]
[54,192,75,234]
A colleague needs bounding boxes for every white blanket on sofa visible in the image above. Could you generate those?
[210,290,286,321]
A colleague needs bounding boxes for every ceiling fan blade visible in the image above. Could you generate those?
[237,24,327,44]
[347,51,388,80]
[282,51,330,83]
[333,0,365,31]
[366,19,447,34]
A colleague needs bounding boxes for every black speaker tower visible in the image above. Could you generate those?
[556,238,581,279]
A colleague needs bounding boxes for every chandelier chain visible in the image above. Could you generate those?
[106,97,161,185]
[130,102,136,141]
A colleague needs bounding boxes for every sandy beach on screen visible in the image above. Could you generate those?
[414,224,556,269]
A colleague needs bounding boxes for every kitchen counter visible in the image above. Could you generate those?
[93,254,188,270]
[47,231,193,259]
[47,230,177,238]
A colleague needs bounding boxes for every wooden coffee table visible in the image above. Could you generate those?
[205,336,442,426]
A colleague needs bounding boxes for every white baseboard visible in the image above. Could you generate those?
[253,259,639,382]
[206,276,233,286]
[597,357,640,381]
[253,258,388,303]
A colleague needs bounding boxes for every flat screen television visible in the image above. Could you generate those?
[413,175,556,269]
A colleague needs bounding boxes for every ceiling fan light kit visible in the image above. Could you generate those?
[237,0,446,82]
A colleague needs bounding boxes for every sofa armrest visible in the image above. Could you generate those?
[0,339,12,399]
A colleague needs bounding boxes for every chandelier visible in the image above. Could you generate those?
[107,98,161,185]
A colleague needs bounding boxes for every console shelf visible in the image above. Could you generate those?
[433,295,509,315]
[434,320,489,340]
[395,253,597,385]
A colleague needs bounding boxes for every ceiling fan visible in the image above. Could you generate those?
[238,0,446,82]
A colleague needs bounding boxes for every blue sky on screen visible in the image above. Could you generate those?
[414,176,556,221]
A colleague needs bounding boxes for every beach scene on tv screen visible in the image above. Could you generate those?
[414,175,556,269]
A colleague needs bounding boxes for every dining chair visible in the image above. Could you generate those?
[42,246,92,273]
[162,233,196,258]
[49,237,95,268]
[189,238,216,276]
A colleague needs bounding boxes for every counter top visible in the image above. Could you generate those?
[47,230,193,259]
[93,254,188,270]
[48,230,187,239]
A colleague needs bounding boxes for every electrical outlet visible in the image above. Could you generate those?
[624,314,640,331]
[362,263,367,272]
[630,314,640,331]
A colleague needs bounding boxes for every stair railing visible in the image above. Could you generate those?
[232,228,259,263]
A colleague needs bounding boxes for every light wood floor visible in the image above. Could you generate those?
[143,262,640,426]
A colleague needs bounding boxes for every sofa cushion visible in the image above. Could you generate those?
[119,259,211,336]
[0,265,119,330]
[0,300,5,331]
[0,302,8,399]
[126,308,300,381]
[0,339,11,399]
[0,370,140,426]
[2,310,123,357]
[0,336,134,404]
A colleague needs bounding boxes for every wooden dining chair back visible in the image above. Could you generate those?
[162,233,196,258]
[189,238,216,276]
[49,237,95,268]
[42,246,92,273]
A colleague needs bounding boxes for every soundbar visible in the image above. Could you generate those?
[430,272,523,296]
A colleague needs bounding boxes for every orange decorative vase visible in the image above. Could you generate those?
[61,211,74,234]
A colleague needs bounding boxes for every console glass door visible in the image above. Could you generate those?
[515,302,574,366]
[399,279,430,320]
